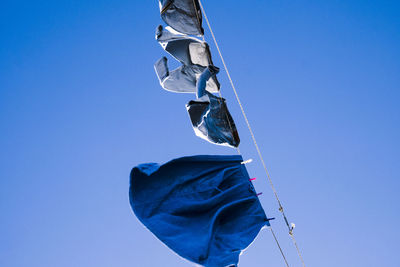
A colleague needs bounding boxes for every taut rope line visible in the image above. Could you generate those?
[197,1,306,266]
[191,1,290,266]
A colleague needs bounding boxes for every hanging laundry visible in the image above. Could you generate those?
[129,155,269,267]
[187,66,240,148]
[154,25,220,93]
[158,0,204,36]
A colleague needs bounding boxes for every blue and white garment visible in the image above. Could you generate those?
[159,0,204,36]
[187,66,240,148]
[154,25,220,94]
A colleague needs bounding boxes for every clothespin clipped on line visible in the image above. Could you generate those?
[289,223,296,235]
[241,159,253,165]
[266,217,276,223]
[279,206,297,235]
[264,217,276,227]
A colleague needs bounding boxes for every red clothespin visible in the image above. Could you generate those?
[249,178,256,181]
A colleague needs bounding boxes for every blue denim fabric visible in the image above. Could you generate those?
[129,155,269,267]
[187,67,240,148]
[159,0,204,36]
[197,65,220,98]
[154,25,220,94]
[155,56,211,94]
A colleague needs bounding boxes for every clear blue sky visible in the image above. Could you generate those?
[1,1,399,266]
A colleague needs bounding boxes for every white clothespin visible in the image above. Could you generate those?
[241,159,253,165]
[289,223,296,235]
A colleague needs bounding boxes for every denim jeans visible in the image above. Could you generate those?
[186,67,241,148]
[154,25,220,93]
[159,0,204,36]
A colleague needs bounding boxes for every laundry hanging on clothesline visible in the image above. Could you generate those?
[129,155,270,267]
[187,66,240,147]
[154,25,220,93]
[153,24,239,147]
[125,1,307,266]
[159,0,204,36]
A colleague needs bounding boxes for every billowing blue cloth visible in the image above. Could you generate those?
[129,155,269,267]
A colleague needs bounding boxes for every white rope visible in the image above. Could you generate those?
[197,1,306,266]
[270,226,290,267]
[193,1,289,265]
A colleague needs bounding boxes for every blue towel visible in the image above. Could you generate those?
[129,155,269,267]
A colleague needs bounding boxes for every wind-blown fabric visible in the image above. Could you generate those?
[129,155,269,267]
[159,0,204,36]
[187,67,240,148]
[154,25,219,93]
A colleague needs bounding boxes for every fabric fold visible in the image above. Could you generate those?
[159,0,204,36]
[154,25,220,93]
[129,155,268,267]
[187,66,240,148]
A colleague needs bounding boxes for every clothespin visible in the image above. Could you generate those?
[249,178,256,181]
[289,223,296,235]
[257,192,263,196]
[266,217,276,222]
[241,159,253,165]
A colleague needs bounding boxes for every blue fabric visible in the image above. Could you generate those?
[196,65,219,98]
[154,25,220,94]
[129,155,269,267]
[159,0,204,36]
[154,56,215,94]
[187,67,240,148]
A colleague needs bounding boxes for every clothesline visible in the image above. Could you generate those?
[198,0,306,266]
